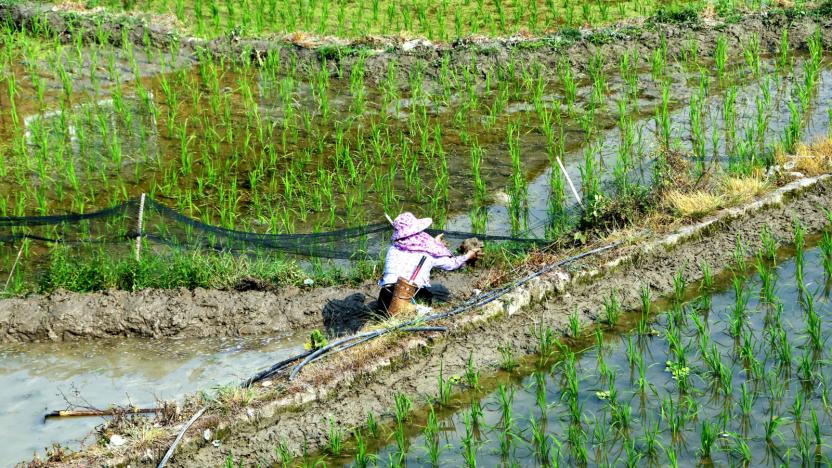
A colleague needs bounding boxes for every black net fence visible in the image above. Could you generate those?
[0,196,548,260]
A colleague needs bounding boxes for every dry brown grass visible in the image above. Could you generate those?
[721,176,768,204]
[124,423,166,451]
[664,190,724,218]
[792,137,832,176]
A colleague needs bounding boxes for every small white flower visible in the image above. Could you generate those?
[303,278,314,286]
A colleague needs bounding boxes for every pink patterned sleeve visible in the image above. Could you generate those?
[432,254,468,271]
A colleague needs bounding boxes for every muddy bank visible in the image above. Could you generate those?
[0,270,484,343]
[84,173,832,467]
[3,1,832,82]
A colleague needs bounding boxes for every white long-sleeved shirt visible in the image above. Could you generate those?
[379,246,468,288]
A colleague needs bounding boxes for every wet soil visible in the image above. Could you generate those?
[156,176,832,467]
[0,269,486,343]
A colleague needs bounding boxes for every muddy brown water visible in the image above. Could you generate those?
[0,332,306,464]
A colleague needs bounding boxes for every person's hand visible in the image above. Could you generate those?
[435,233,445,245]
[464,248,481,262]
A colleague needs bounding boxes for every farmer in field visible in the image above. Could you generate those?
[377,212,480,313]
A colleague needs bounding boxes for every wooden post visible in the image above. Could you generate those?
[135,193,146,262]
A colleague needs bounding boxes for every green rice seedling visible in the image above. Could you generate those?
[743,33,761,77]
[673,269,687,305]
[469,397,484,428]
[756,255,777,304]
[803,294,823,352]
[533,322,557,361]
[497,383,514,430]
[437,363,453,405]
[558,59,577,113]
[464,353,480,390]
[700,261,714,291]
[534,371,548,415]
[715,35,728,84]
[739,382,755,418]
[794,220,805,267]
[568,310,582,337]
[798,431,812,465]
[327,418,343,456]
[353,429,374,468]
[792,390,805,425]
[733,234,748,272]
[390,431,406,467]
[499,343,518,371]
[625,334,639,367]
[602,289,621,326]
[778,27,791,72]
[642,416,661,457]
[655,80,672,150]
[764,411,786,444]
[760,226,778,263]
[528,414,551,464]
[567,423,588,465]
[275,440,291,467]
[366,411,378,438]
[422,405,440,465]
[821,231,832,277]
[507,123,528,235]
[395,393,412,425]
[461,412,477,467]
[811,407,821,446]
[612,400,632,431]
[699,420,718,458]
[783,99,802,154]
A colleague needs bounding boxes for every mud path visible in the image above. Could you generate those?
[3,1,831,84]
[154,176,832,467]
[0,270,485,343]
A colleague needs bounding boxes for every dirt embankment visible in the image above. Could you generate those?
[99,175,831,467]
[0,271,484,343]
[3,1,831,83]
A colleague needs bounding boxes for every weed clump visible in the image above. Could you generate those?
[650,3,703,25]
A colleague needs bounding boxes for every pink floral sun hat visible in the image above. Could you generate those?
[391,212,452,257]
[391,212,433,241]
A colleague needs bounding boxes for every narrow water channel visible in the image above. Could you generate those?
[0,332,306,463]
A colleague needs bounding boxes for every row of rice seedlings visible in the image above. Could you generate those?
[82,0,721,40]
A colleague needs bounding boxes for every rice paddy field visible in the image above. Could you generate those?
[3,0,832,466]
[297,228,832,467]
[0,1,831,294]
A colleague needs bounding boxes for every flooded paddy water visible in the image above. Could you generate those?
[0,332,305,463]
[2,6,832,465]
[304,239,832,466]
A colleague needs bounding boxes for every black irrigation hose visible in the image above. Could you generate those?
[240,350,316,388]
[245,241,622,385]
[290,326,449,379]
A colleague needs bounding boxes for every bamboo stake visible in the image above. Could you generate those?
[135,193,146,262]
[44,407,162,420]
[4,242,24,294]
[556,156,583,207]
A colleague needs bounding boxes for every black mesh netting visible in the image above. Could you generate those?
[0,197,547,260]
